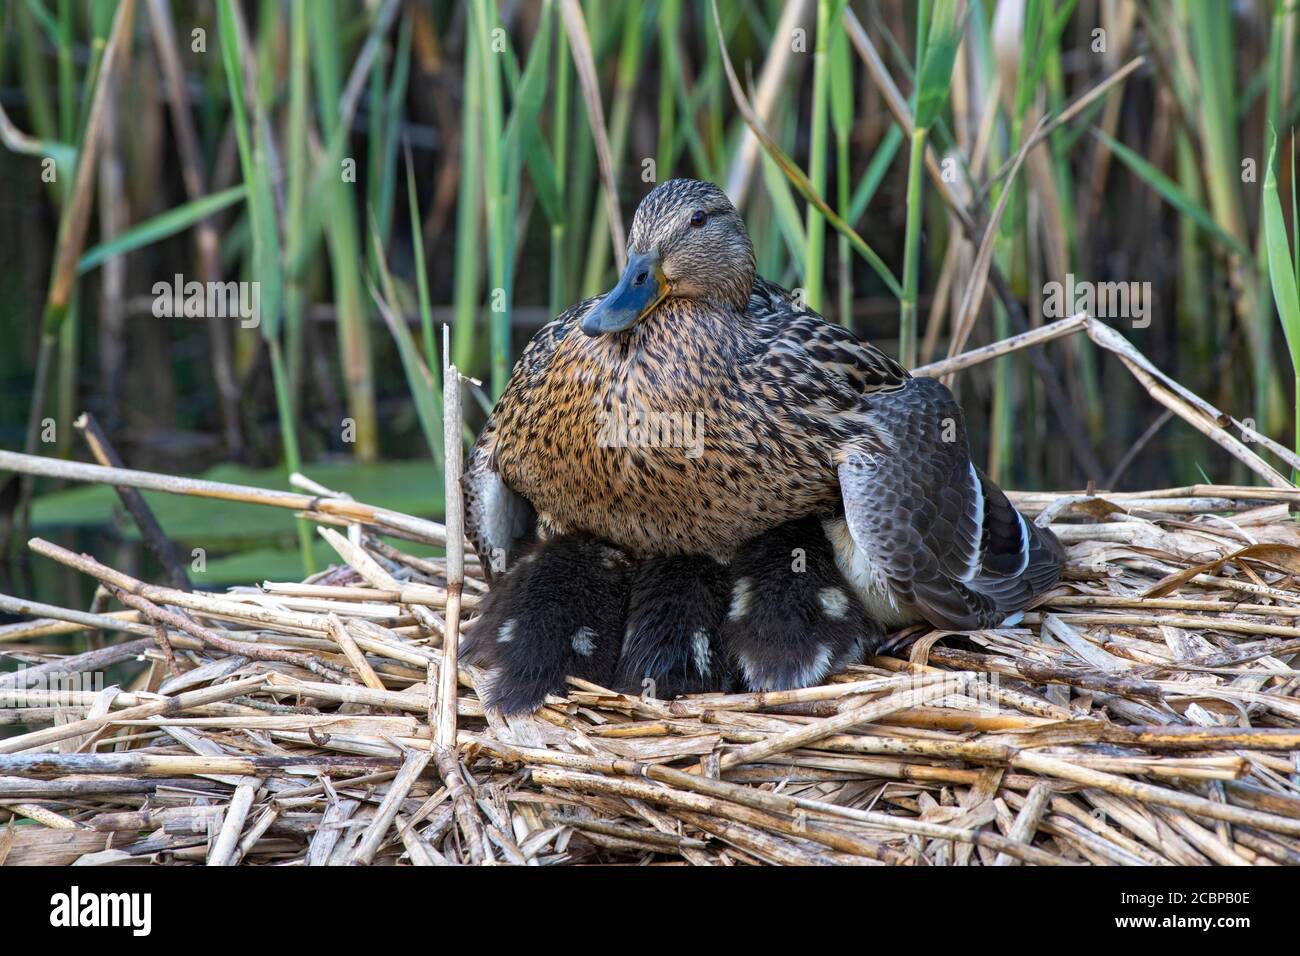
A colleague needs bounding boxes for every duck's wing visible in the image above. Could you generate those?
[462,298,598,580]
[836,376,1063,630]
[743,286,1061,627]
[748,276,910,397]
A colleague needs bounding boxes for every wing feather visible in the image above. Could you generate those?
[838,377,1062,630]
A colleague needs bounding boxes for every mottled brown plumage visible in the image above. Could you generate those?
[465,178,1062,633]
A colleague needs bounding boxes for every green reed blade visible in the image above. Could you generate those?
[218,0,311,571]
[405,145,439,386]
[284,0,310,407]
[551,17,572,318]
[804,0,837,313]
[452,21,484,374]
[369,208,444,467]
[1096,129,1253,261]
[1262,130,1300,468]
[309,0,378,460]
[470,0,511,397]
[78,186,247,274]
[829,4,853,326]
[711,0,899,299]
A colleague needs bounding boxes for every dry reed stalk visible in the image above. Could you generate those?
[0,674,266,754]
[437,367,466,750]
[325,614,385,690]
[1085,320,1296,486]
[0,596,149,642]
[717,676,970,770]
[207,783,256,866]
[0,450,450,543]
[421,363,487,863]
[530,766,908,864]
[75,412,192,589]
[316,527,446,633]
[109,586,347,681]
[0,638,155,688]
[914,313,1088,378]
[349,748,432,865]
[490,740,1071,866]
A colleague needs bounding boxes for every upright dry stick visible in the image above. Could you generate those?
[438,365,465,750]
[430,361,486,863]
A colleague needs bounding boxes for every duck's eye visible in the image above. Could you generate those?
[689,209,707,228]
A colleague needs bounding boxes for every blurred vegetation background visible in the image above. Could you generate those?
[1,0,1299,602]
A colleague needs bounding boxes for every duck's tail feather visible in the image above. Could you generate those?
[838,376,1062,631]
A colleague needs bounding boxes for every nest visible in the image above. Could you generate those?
[4,319,1300,865]
[4,480,1300,866]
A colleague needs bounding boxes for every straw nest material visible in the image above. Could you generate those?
[4,479,1300,866]
[2,316,1299,865]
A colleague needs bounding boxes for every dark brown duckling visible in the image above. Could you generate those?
[613,554,732,699]
[465,518,889,710]
[461,533,632,715]
[721,515,880,691]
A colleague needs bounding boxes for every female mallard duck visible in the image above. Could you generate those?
[464,178,1061,707]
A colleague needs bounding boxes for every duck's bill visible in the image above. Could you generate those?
[581,250,669,336]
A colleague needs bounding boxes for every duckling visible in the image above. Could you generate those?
[461,533,632,714]
[613,554,732,699]
[465,177,1062,674]
[721,515,880,691]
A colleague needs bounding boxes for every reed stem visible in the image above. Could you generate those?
[899,127,929,368]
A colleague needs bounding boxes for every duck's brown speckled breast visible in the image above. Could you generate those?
[492,301,841,559]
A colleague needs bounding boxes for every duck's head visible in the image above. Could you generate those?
[582,178,755,337]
